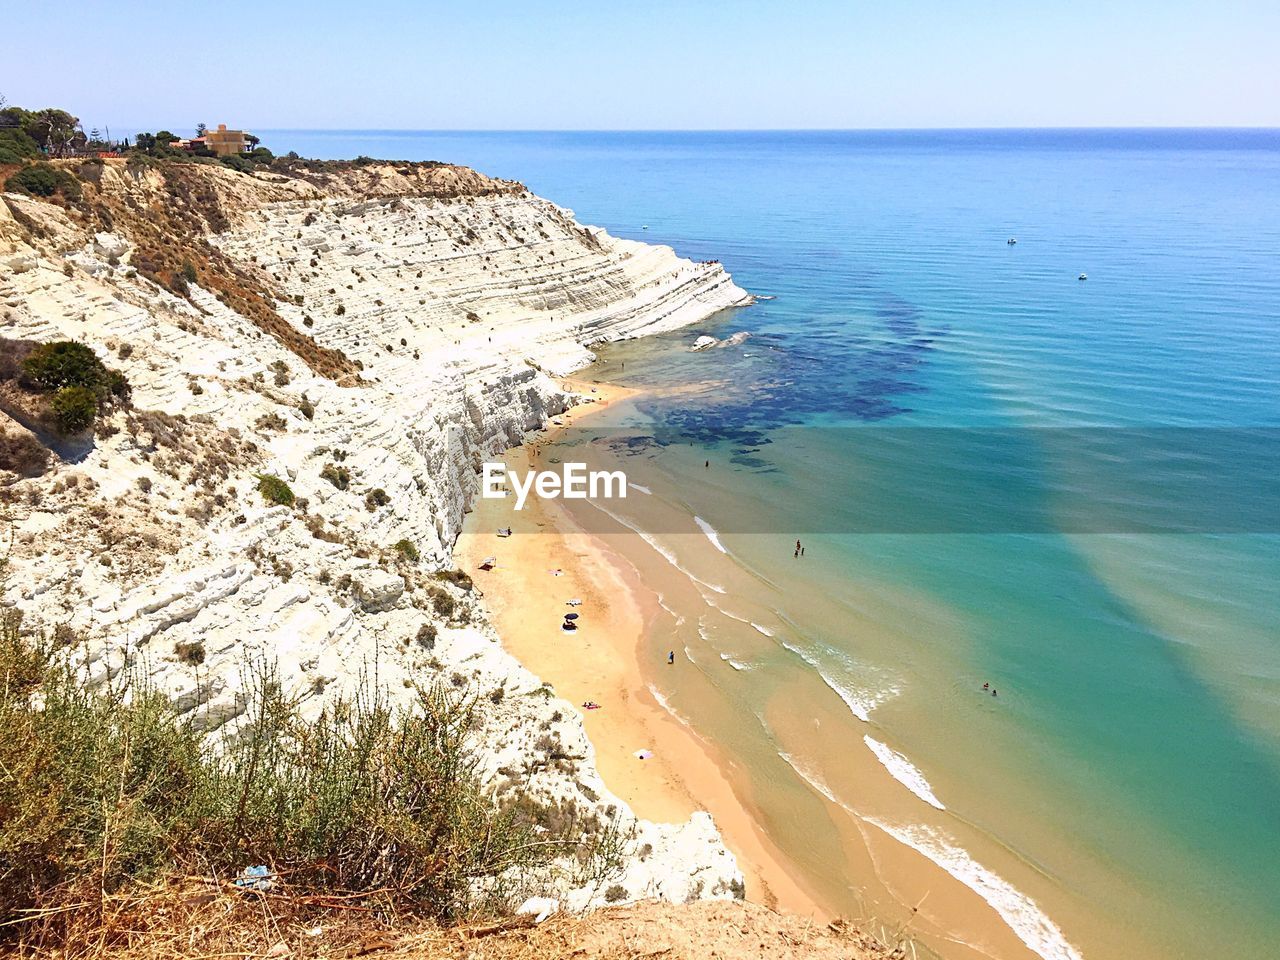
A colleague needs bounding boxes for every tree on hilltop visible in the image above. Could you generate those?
[28,108,82,157]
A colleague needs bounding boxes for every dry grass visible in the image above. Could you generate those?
[4,885,904,960]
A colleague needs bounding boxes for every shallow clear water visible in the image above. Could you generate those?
[269,129,1280,958]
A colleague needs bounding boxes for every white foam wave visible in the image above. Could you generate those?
[865,820,1085,960]
[586,499,726,594]
[781,641,898,723]
[777,751,843,806]
[719,652,752,671]
[863,736,945,810]
[654,592,687,627]
[693,516,727,553]
[647,684,695,731]
[750,621,774,637]
[630,483,652,494]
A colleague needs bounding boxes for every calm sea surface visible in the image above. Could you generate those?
[267,130,1280,959]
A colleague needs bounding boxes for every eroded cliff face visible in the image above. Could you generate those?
[0,159,750,908]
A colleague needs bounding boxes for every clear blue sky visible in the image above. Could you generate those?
[4,0,1277,132]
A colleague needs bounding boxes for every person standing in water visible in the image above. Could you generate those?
[795,539,802,558]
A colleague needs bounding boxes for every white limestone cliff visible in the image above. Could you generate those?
[0,159,750,909]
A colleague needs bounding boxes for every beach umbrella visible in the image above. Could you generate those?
[564,612,579,621]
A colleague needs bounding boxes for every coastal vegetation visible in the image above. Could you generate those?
[393,538,421,562]
[0,611,622,950]
[0,338,130,440]
[255,472,295,506]
[0,105,82,161]
[4,162,82,201]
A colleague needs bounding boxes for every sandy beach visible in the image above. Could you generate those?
[455,375,1094,960]
[456,378,829,917]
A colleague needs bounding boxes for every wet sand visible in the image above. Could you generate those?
[456,380,824,916]
[455,378,1067,960]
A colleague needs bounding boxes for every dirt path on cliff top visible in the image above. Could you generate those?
[51,900,901,960]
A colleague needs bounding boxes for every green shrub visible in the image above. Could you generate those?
[0,127,39,162]
[4,163,80,202]
[5,163,58,196]
[219,154,253,174]
[393,539,420,562]
[0,613,618,937]
[48,386,97,433]
[105,369,131,403]
[20,341,106,391]
[364,487,390,511]
[255,473,295,506]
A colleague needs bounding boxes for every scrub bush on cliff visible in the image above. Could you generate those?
[19,340,130,434]
[0,614,622,941]
[4,163,82,202]
[48,386,97,433]
[21,341,107,391]
[0,126,39,164]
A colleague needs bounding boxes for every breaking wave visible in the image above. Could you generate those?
[865,820,1085,960]
[863,736,945,810]
[781,641,899,722]
[587,499,726,593]
[693,516,727,553]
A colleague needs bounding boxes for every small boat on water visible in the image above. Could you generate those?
[1078,273,1088,281]
[1007,238,1017,245]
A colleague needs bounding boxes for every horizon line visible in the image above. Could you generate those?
[105,125,1280,135]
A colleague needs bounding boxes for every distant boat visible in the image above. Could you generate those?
[1007,238,1017,245]
[642,225,649,230]
[1078,273,1088,281]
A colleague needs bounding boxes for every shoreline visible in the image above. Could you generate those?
[456,371,1091,960]
[456,376,827,918]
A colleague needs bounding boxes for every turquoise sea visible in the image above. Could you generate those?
[268,130,1280,959]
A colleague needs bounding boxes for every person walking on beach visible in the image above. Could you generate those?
[667,650,675,665]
